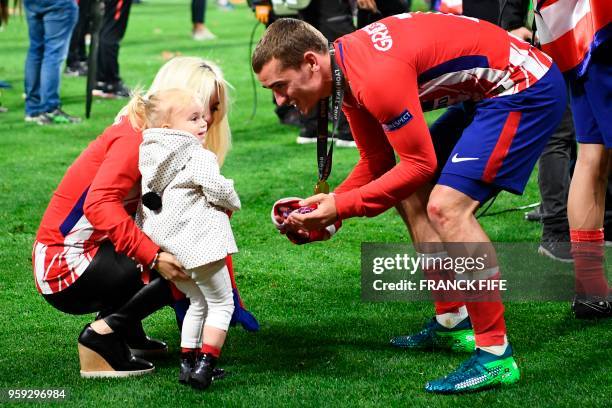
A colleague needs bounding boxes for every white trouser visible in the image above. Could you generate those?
[173,259,234,349]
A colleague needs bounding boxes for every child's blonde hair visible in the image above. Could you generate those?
[126,88,201,130]
[119,57,231,166]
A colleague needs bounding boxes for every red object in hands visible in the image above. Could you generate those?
[271,197,340,245]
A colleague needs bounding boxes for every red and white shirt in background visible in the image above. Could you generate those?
[535,0,612,76]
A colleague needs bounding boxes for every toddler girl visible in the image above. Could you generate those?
[129,88,240,390]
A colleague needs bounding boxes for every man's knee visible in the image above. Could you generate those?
[577,143,609,172]
[426,188,475,230]
[427,197,456,230]
[574,145,611,188]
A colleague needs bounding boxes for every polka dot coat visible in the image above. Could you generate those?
[136,128,240,269]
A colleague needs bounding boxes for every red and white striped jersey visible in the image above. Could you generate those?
[535,0,612,76]
[336,13,552,112]
[332,12,553,219]
[33,117,160,295]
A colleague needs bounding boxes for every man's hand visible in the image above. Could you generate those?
[276,219,310,240]
[357,0,379,13]
[255,5,271,25]
[286,193,338,231]
[156,251,190,281]
[510,27,533,42]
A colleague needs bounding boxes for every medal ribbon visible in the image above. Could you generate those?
[315,43,345,194]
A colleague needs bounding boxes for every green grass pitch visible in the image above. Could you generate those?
[0,1,610,406]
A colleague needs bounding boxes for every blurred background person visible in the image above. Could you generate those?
[250,0,301,126]
[298,0,356,147]
[0,0,11,113]
[192,0,216,40]
[535,0,612,318]
[0,0,9,29]
[65,0,92,77]
[92,0,132,98]
[217,0,235,11]
[533,106,577,263]
[430,0,462,14]
[355,0,410,29]
[253,0,356,147]
[24,0,81,125]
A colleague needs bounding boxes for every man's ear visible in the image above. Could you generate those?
[303,51,320,72]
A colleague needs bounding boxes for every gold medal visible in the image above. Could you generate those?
[314,180,330,194]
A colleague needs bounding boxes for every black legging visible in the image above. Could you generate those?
[66,0,92,67]
[43,241,174,337]
[298,0,355,139]
[97,0,133,84]
[191,0,206,24]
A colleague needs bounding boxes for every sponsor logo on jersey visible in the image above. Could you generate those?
[382,109,412,131]
[451,153,479,163]
[362,22,393,52]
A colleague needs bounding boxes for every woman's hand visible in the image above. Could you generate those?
[156,252,190,281]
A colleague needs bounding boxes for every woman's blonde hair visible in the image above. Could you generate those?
[120,57,231,166]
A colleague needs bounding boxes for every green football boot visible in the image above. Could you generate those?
[390,317,475,352]
[425,345,520,394]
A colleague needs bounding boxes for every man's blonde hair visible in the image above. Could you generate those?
[252,18,328,73]
[118,57,232,166]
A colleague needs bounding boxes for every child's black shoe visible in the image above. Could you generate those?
[189,353,218,390]
[179,350,197,384]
